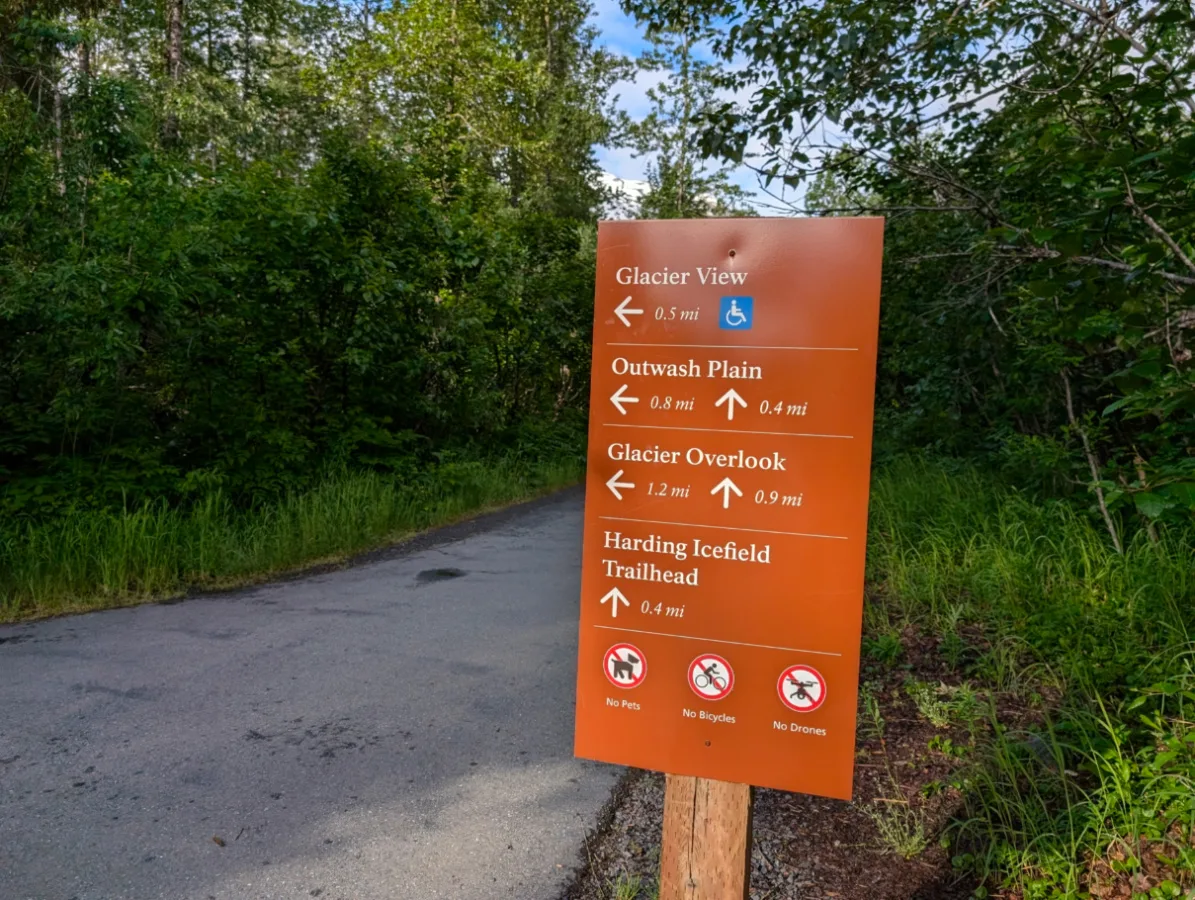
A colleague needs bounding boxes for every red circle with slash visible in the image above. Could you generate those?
[777,665,826,713]
[688,653,734,700]
[604,643,646,689]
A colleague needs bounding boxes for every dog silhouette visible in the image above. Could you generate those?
[611,652,640,681]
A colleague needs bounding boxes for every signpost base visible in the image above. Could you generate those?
[659,775,753,900]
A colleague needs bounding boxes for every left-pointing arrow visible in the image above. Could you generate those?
[606,469,635,501]
[600,587,630,618]
[610,384,640,415]
[614,296,643,327]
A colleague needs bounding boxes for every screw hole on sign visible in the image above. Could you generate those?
[728,249,737,258]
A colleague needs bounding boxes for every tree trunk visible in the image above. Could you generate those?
[53,78,65,194]
[77,4,91,96]
[163,0,184,145]
[240,0,251,102]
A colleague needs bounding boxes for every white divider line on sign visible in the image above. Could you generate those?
[606,342,860,352]
[594,625,843,657]
[597,515,848,541]
[602,423,855,440]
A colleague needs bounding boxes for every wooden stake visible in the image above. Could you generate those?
[659,774,753,900]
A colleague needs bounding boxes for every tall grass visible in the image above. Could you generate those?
[867,459,1195,895]
[0,457,581,622]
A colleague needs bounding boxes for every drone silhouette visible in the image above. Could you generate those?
[786,676,818,702]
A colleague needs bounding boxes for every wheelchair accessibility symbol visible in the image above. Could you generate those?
[720,296,753,330]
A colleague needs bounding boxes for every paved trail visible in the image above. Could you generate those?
[0,490,618,900]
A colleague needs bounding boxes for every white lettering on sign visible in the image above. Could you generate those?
[602,559,700,585]
[605,531,689,560]
[608,443,681,464]
[683,448,787,471]
[691,539,771,564]
[611,357,762,380]
[601,531,773,566]
[772,721,828,736]
[699,710,737,724]
[606,443,789,472]
[707,360,762,380]
[615,267,691,286]
[613,267,750,286]
[696,267,748,286]
[606,697,641,710]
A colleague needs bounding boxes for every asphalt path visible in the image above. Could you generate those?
[0,489,620,900]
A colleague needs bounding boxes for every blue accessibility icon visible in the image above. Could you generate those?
[720,296,753,330]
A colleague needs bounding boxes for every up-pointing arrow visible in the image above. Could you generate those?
[600,586,630,619]
[614,296,643,327]
[715,388,748,422]
[609,384,639,416]
[710,476,743,509]
[606,469,635,501]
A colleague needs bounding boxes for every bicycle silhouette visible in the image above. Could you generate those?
[695,661,727,691]
[723,299,747,327]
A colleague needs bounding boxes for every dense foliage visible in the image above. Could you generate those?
[0,0,621,519]
[617,1,1195,895]
[628,0,1195,546]
[869,459,1195,897]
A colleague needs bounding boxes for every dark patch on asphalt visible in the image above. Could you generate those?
[0,634,32,645]
[175,627,248,641]
[122,484,583,614]
[306,607,381,617]
[448,660,491,677]
[73,682,158,701]
[416,567,468,584]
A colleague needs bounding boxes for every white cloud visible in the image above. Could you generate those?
[597,171,650,219]
[597,145,649,181]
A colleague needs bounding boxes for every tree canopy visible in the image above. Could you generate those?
[626,0,1195,542]
[0,0,624,517]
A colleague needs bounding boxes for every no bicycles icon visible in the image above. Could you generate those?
[688,653,734,700]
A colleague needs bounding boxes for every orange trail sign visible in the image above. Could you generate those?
[573,218,884,800]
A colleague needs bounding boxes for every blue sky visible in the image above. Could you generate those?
[590,0,663,184]
[588,0,762,202]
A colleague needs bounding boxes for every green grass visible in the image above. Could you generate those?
[0,457,582,622]
[866,800,930,860]
[867,458,1195,897]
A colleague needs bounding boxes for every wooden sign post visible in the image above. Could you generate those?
[660,775,752,899]
[573,218,884,893]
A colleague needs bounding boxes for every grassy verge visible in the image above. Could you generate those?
[866,458,1195,898]
[0,457,582,623]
